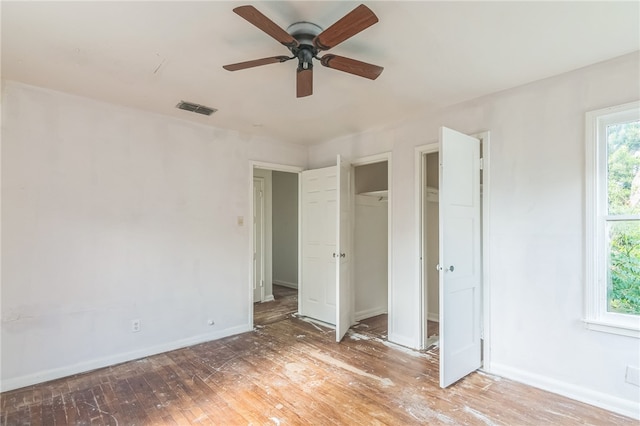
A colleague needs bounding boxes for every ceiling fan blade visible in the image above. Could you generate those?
[233,5,299,49]
[223,56,291,71]
[320,54,383,80]
[297,67,313,98]
[313,4,378,51]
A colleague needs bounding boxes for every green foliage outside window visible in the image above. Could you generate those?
[607,121,640,315]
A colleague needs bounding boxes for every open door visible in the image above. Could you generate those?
[299,155,353,341]
[336,155,353,342]
[439,127,482,387]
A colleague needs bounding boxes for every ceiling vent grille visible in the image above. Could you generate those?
[176,101,217,116]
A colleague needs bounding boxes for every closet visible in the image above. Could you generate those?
[353,161,388,321]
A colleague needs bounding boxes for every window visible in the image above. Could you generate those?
[585,101,640,337]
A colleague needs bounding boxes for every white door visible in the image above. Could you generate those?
[438,127,482,388]
[336,155,353,342]
[300,165,338,324]
[300,156,353,341]
[253,177,265,303]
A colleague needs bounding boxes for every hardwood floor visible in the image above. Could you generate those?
[254,285,298,326]
[1,297,632,425]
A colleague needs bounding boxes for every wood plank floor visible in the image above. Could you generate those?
[1,294,633,425]
[254,285,298,326]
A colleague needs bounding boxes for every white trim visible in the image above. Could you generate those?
[355,307,388,322]
[253,176,266,303]
[584,101,640,336]
[273,280,298,289]
[605,214,640,221]
[298,171,303,315]
[584,318,640,338]
[263,294,275,303]
[477,130,492,371]
[0,324,252,393]
[490,362,640,420]
[250,161,304,174]
[427,312,439,323]
[415,142,439,350]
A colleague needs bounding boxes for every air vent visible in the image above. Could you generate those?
[176,101,217,116]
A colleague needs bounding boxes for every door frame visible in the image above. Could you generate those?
[415,131,492,371]
[253,176,266,303]
[351,152,393,336]
[248,161,304,327]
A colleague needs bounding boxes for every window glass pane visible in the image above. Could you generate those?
[607,120,640,215]
[607,220,640,315]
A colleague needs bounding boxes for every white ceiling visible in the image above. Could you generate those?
[3,1,639,145]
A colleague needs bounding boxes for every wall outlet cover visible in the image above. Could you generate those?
[626,366,640,387]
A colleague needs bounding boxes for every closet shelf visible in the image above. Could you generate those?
[358,190,388,198]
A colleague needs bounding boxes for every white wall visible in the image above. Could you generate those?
[354,194,388,320]
[354,161,388,193]
[309,52,640,417]
[272,171,298,288]
[1,81,307,391]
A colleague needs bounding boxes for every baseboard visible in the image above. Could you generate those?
[273,280,298,289]
[355,307,387,321]
[263,294,275,302]
[0,324,252,393]
[489,362,640,420]
[427,312,439,322]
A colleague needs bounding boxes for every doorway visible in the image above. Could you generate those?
[418,128,491,388]
[422,152,440,348]
[252,165,300,327]
[353,159,389,331]
[250,155,392,343]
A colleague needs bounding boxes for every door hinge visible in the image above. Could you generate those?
[260,279,264,287]
[479,157,484,170]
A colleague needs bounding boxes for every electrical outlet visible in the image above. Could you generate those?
[131,319,141,333]
[626,366,640,387]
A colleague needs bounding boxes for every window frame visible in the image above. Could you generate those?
[585,100,640,338]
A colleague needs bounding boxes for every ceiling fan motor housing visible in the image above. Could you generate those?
[287,22,322,70]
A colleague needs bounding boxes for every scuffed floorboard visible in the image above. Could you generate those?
[1,310,633,425]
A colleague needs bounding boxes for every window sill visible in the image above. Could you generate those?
[584,318,640,338]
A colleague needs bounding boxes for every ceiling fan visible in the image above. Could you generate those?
[223,4,384,98]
